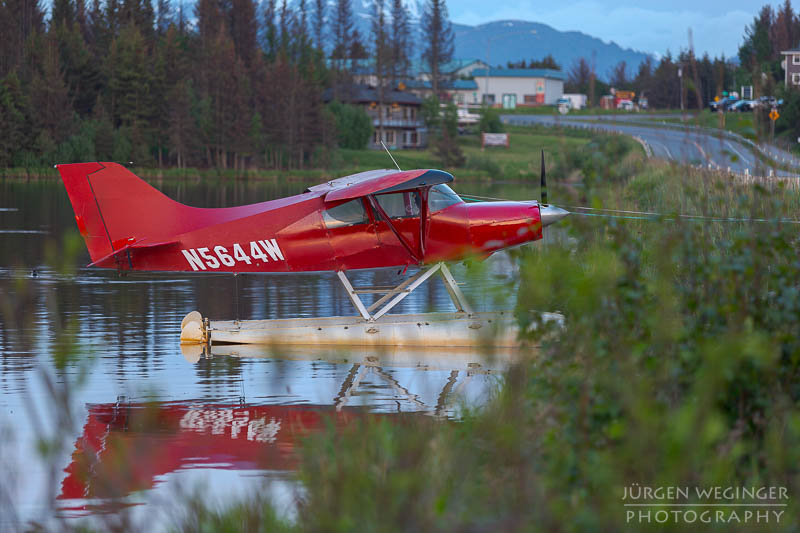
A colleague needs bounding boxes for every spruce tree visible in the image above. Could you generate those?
[313,0,325,51]
[331,0,353,95]
[389,0,411,86]
[421,0,453,99]
[371,0,387,143]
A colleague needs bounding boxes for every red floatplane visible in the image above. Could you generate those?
[56,160,567,346]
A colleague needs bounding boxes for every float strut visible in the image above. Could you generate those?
[337,262,473,322]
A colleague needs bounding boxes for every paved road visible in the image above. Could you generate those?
[502,114,800,178]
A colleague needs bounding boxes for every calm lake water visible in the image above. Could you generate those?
[0,175,545,530]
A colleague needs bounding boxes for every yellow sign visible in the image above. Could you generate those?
[714,96,720,102]
[770,109,779,121]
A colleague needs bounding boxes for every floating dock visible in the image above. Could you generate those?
[180,310,562,348]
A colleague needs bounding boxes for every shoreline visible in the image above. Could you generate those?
[0,166,499,182]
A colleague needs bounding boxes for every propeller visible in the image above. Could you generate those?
[540,149,548,206]
[538,149,569,228]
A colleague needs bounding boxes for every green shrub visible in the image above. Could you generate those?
[328,101,373,150]
[479,106,504,134]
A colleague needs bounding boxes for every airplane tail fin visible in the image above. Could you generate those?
[56,162,193,264]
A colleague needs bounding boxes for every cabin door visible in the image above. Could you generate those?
[320,198,381,270]
[369,190,423,265]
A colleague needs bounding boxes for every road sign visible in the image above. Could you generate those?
[769,109,779,121]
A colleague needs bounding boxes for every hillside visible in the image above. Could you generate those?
[452,20,652,81]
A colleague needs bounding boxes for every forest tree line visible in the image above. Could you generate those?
[0,0,454,169]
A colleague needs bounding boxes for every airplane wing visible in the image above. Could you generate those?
[310,169,454,202]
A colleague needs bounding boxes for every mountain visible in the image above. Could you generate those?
[451,20,652,81]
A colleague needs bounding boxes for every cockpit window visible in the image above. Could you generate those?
[376,191,420,219]
[322,199,368,228]
[428,184,463,212]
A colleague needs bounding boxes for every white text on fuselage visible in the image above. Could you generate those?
[181,239,284,271]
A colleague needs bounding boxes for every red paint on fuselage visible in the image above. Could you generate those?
[56,162,545,273]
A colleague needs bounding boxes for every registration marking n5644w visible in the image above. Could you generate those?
[181,239,284,271]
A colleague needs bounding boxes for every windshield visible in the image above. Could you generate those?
[428,184,463,212]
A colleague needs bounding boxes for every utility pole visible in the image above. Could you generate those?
[590,50,596,109]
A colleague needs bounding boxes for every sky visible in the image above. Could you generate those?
[446,0,789,58]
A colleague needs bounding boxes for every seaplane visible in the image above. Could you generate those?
[56,155,567,347]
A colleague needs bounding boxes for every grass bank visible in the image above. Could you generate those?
[0,125,600,183]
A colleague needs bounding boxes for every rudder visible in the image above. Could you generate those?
[56,162,191,264]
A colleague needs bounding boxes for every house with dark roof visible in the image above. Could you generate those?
[324,84,426,150]
[472,68,565,108]
[781,47,800,88]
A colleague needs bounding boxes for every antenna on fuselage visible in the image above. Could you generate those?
[540,149,548,206]
[381,140,402,171]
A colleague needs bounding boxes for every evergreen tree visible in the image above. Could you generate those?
[264,0,278,59]
[739,6,774,67]
[421,0,453,98]
[155,0,172,35]
[52,0,76,28]
[566,57,591,93]
[0,72,33,165]
[229,0,258,67]
[0,0,45,78]
[313,0,325,51]
[608,61,628,88]
[29,34,74,146]
[105,24,154,161]
[331,0,353,76]
[389,0,410,86]
[371,0,388,143]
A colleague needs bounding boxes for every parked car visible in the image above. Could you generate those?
[710,97,737,111]
[729,99,755,112]
[709,96,739,111]
[617,99,634,111]
[555,97,571,109]
[756,96,776,107]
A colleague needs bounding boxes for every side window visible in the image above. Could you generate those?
[322,199,367,229]
[376,191,420,219]
[428,184,463,212]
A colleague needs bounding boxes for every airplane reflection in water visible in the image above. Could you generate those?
[59,346,513,510]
